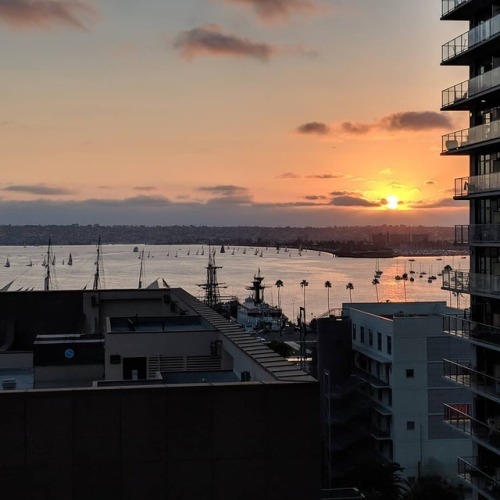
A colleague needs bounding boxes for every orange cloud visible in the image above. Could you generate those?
[223,0,318,21]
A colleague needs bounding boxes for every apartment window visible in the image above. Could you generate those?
[360,326,365,343]
[352,324,357,341]
[369,329,373,347]
[387,336,392,354]
[377,332,382,350]
[407,421,415,431]
[406,369,414,378]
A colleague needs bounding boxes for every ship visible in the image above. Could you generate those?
[236,269,285,333]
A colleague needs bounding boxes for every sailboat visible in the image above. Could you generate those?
[4,257,10,268]
[374,258,383,277]
[67,253,73,266]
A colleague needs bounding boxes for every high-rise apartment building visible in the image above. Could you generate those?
[441,1,500,497]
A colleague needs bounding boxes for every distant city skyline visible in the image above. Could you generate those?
[1,0,469,226]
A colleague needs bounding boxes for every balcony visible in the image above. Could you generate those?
[442,269,500,297]
[443,315,500,350]
[454,172,500,199]
[353,367,390,389]
[442,120,500,154]
[442,13,500,65]
[443,359,500,403]
[370,425,391,441]
[458,456,500,499]
[455,224,500,245]
[442,67,500,110]
[444,403,500,452]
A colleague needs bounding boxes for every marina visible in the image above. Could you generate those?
[0,244,470,321]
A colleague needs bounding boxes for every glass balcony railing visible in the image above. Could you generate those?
[443,359,500,402]
[443,67,500,108]
[443,315,500,348]
[455,224,500,244]
[443,403,500,451]
[442,13,500,63]
[442,120,500,153]
[458,456,500,498]
[455,172,500,197]
[442,0,469,17]
[443,270,500,296]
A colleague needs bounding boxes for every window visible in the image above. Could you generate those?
[387,336,392,354]
[406,369,414,378]
[352,324,357,341]
[377,332,382,350]
[369,329,373,346]
[407,421,415,430]
[360,326,365,343]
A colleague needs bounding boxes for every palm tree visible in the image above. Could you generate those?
[346,282,354,303]
[372,278,380,302]
[300,279,309,315]
[275,279,284,308]
[324,280,332,313]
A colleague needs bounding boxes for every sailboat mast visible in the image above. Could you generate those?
[138,249,145,289]
[93,236,102,290]
[44,239,52,291]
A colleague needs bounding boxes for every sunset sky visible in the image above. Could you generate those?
[0,0,471,226]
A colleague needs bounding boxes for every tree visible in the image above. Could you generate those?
[300,279,309,314]
[275,279,284,309]
[324,280,332,313]
[372,278,380,302]
[403,475,464,500]
[346,282,354,303]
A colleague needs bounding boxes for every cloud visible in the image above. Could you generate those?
[223,0,318,21]
[297,111,453,139]
[379,168,393,175]
[304,195,327,200]
[330,195,381,207]
[276,172,300,179]
[425,180,436,185]
[2,183,76,195]
[0,0,97,30]
[133,186,156,192]
[305,173,342,179]
[173,25,275,61]
[198,185,247,196]
[408,198,464,209]
[296,121,330,135]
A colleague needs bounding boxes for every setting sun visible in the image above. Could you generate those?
[386,195,399,210]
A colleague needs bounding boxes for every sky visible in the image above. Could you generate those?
[0,0,471,226]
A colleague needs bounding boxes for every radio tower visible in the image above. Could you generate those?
[197,247,227,308]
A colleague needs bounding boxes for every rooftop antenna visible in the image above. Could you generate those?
[92,236,104,290]
[197,246,227,308]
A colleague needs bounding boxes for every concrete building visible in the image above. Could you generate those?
[0,287,321,499]
[441,1,500,497]
[318,302,473,485]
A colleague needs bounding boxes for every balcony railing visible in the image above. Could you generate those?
[353,367,390,389]
[443,359,500,402]
[370,425,391,441]
[443,315,500,348]
[442,13,500,63]
[442,0,469,17]
[456,224,500,244]
[455,172,500,198]
[443,67,500,108]
[442,120,500,153]
[442,270,470,293]
[444,403,500,451]
[458,456,500,498]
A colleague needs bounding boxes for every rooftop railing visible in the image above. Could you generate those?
[442,13,500,63]
[442,120,500,153]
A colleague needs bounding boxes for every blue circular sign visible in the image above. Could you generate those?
[64,348,75,359]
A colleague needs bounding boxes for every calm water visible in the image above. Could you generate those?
[0,244,470,320]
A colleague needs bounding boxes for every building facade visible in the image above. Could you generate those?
[441,1,500,497]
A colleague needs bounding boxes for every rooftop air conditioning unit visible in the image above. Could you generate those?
[2,378,16,390]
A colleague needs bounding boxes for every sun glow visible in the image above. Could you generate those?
[386,195,399,210]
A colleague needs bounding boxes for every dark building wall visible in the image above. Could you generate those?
[0,382,321,500]
[317,316,353,385]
